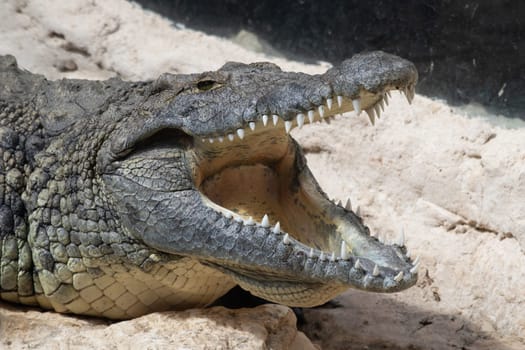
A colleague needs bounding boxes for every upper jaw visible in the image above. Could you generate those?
[178,50,417,142]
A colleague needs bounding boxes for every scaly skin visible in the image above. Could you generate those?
[0,52,418,319]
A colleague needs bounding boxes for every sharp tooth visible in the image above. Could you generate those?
[283,233,291,245]
[234,216,243,223]
[337,95,343,107]
[354,258,361,270]
[285,120,293,133]
[378,98,385,111]
[340,241,349,260]
[404,88,411,104]
[365,108,376,125]
[249,122,256,131]
[228,133,235,141]
[409,86,415,103]
[272,114,279,125]
[309,248,315,258]
[345,198,352,211]
[245,216,255,225]
[307,110,315,123]
[208,138,214,143]
[218,136,224,143]
[273,221,281,234]
[396,228,405,247]
[406,250,411,258]
[236,128,245,139]
[394,271,404,282]
[352,98,361,115]
[319,252,326,261]
[224,212,233,219]
[374,104,382,119]
[410,263,420,274]
[383,93,389,105]
[296,113,305,128]
[378,235,384,244]
[261,214,270,228]
[355,206,361,217]
[337,200,342,206]
[372,264,380,277]
[413,255,420,266]
[326,98,333,110]
[318,105,325,118]
[386,90,392,98]
[262,114,269,126]
[330,252,336,262]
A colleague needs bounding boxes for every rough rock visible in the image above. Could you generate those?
[0,301,315,350]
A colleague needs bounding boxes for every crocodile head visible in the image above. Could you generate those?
[101,51,419,307]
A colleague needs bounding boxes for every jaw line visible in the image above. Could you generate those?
[190,87,419,297]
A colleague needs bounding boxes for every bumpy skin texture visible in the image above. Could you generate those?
[0,52,418,319]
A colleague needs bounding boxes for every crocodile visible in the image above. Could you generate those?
[0,51,418,319]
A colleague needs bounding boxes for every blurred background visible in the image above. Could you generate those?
[135,0,523,121]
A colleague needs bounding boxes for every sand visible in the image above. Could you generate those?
[1,0,524,348]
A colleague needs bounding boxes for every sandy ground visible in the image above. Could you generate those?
[1,0,524,349]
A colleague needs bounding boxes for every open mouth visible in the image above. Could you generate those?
[190,87,419,302]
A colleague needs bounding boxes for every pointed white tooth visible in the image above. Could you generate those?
[406,250,411,258]
[307,110,315,123]
[345,198,352,211]
[378,98,385,111]
[355,206,361,217]
[374,104,382,119]
[354,258,361,270]
[249,122,256,131]
[208,138,214,143]
[352,98,361,115]
[383,93,389,105]
[410,263,420,274]
[337,95,343,108]
[378,235,384,244]
[326,98,333,110]
[224,212,233,219]
[296,113,305,128]
[284,120,293,133]
[272,114,279,125]
[365,108,376,125]
[394,271,404,282]
[386,90,392,98]
[337,200,342,207]
[330,252,336,262]
[397,228,405,247]
[218,136,224,143]
[340,241,349,260]
[318,105,325,118]
[261,214,270,228]
[308,248,314,258]
[319,252,326,261]
[237,128,245,140]
[413,255,420,266]
[404,88,411,104]
[262,114,269,126]
[272,221,281,234]
[228,133,235,141]
[283,233,291,245]
[245,216,255,225]
[372,264,380,277]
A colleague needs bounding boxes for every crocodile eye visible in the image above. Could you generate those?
[197,80,218,91]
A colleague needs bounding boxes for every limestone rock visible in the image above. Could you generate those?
[0,302,316,350]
